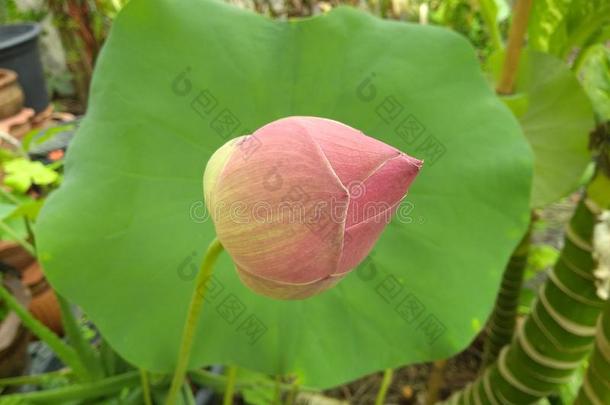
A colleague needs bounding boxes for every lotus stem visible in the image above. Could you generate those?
[223,365,238,405]
[0,371,140,403]
[0,369,72,387]
[375,368,394,405]
[57,294,104,380]
[140,368,153,405]
[166,238,224,405]
[274,375,282,405]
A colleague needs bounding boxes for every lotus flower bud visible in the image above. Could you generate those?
[204,117,422,300]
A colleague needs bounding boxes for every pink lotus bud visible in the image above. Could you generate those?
[204,117,422,300]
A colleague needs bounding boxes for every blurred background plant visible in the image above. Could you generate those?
[1,0,513,113]
[1,0,128,111]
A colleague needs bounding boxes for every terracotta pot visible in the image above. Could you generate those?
[0,243,63,336]
[0,69,24,120]
[22,262,63,336]
[31,104,53,128]
[0,275,31,379]
[0,241,35,270]
[0,108,34,140]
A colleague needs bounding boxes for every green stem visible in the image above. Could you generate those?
[140,369,153,405]
[374,368,394,405]
[0,371,140,403]
[274,375,282,405]
[57,293,104,380]
[481,227,531,368]
[574,300,610,404]
[0,275,90,381]
[0,219,35,255]
[0,187,21,205]
[24,216,36,247]
[0,189,30,248]
[182,382,196,404]
[443,173,610,404]
[165,238,224,405]
[223,366,238,405]
[0,369,72,387]
[188,369,317,395]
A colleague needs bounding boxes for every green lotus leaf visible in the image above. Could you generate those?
[36,0,532,388]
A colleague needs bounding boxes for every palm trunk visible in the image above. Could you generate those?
[574,269,610,404]
[443,172,609,404]
[481,229,531,369]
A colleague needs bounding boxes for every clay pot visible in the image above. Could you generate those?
[22,262,63,336]
[0,242,63,336]
[0,108,34,140]
[0,69,24,120]
[0,241,35,270]
[0,275,31,379]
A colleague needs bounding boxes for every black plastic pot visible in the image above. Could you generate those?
[0,24,48,113]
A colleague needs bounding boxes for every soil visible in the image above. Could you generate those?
[323,335,484,404]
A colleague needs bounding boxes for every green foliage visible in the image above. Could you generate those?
[0,0,47,24]
[36,0,532,388]
[579,44,610,121]
[487,50,594,207]
[2,159,60,193]
[528,0,571,55]
[528,0,610,59]
[477,0,509,51]
[430,0,497,58]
